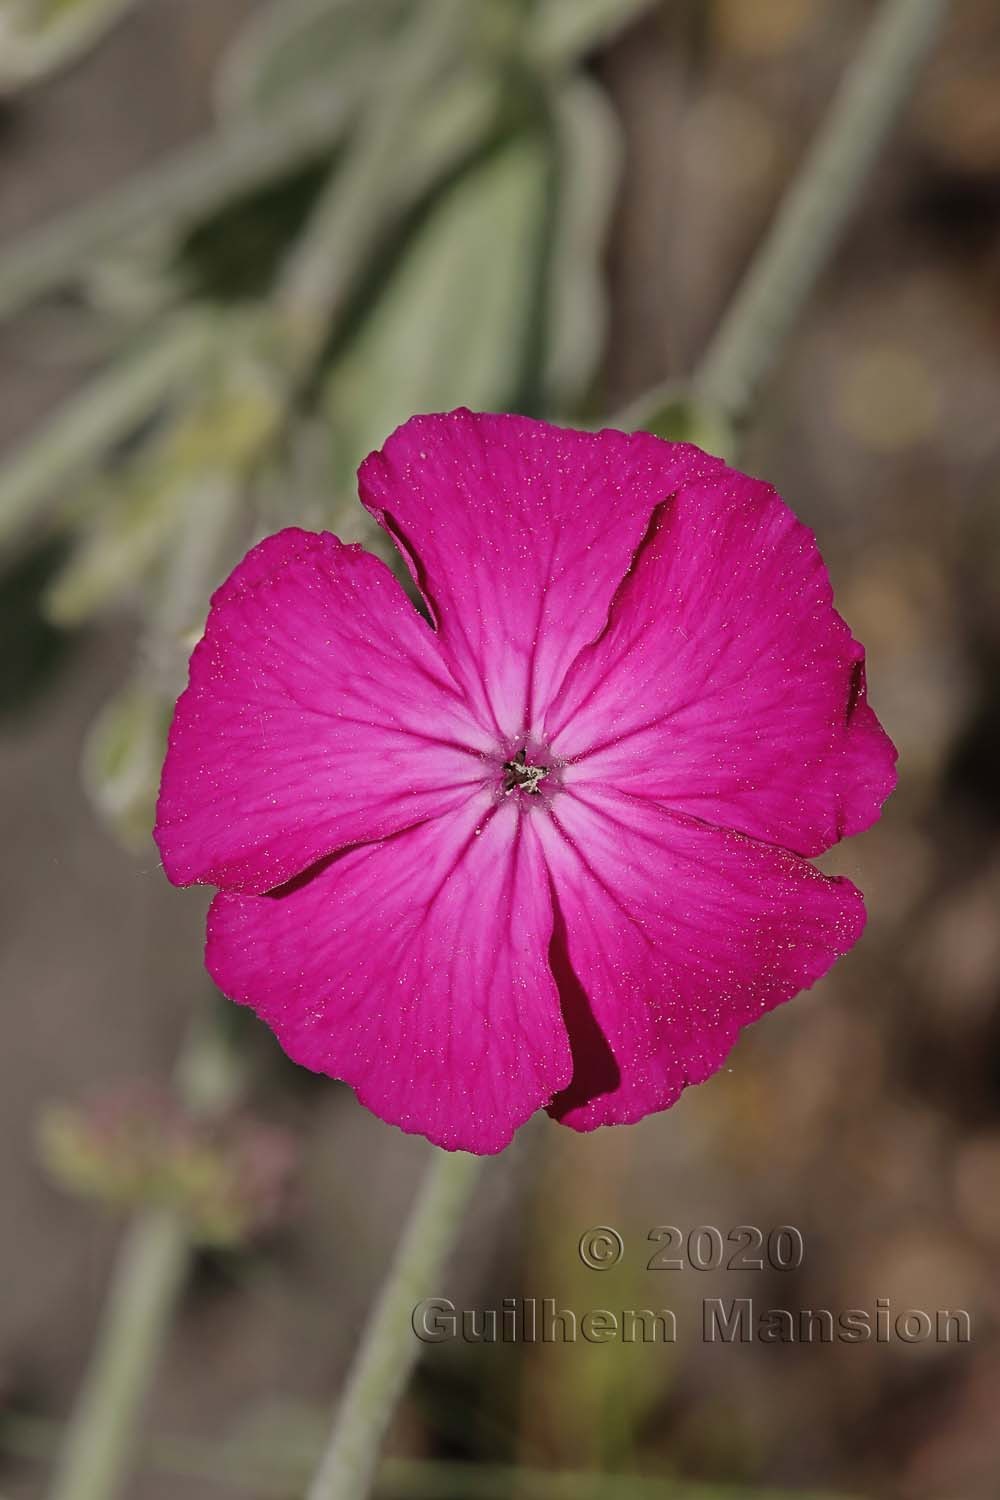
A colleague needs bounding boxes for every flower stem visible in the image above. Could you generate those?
[624,0,947,437]
[45,1013,244,1500]
[304,1148,482,1500]
[695,0,947,427]
[46,1209,189,1500]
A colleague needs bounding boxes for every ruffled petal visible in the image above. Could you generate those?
[545,473,897,857]
[206,795,572,1154]
[534,787,865,1132]
[155,529,489,895]
[358,410,717,741]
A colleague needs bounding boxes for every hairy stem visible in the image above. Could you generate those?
[45,1014,244,1500]
[46,1210,189,1500]
[304,1149,482,1500]
[296,11,952,1500]
[624,0,947,436]
[696,0,947,425]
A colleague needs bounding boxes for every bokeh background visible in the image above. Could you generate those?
[1,1,999,1497]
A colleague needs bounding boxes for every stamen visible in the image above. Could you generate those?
[502,747,549,796]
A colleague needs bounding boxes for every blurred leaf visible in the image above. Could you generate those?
[46,471,180,629]
[392,64,504,205]
[617,384,738,461]
[323,131,551,504]
[44,342,281,625]
[81,234,183,323]
[272,0,471,379]
[0,84,361,323]
[206,3,447,307]
[530,0,658,67]
[81,678,170,851]
[544,76,623,410]
[0,0,138,93]
[216,0,411,120]
[0,313,216,548]
[303,63,504,383]
[177,157,333,304]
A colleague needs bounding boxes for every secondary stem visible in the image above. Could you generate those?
[695,0,947,426]
[45,1014,244,1500]
[301,9,951,1500]
[46,1211,189,1500]
[304,1149,482,1500]
[623,0,947,437]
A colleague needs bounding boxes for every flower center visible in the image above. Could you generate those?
[501,747,549,797]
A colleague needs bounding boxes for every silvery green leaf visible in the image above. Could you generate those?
[617,383,738,461]
[0,86,361,324]
[44,470,185,628]
[0,314,215,548]
[81,232,182,322]
[81,680,170,852]
[44,347,281,625]
[216,0,411,119]
[544,76,623,409]
[322,131,551,509]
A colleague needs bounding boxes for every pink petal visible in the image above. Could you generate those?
[545,473,897,857]
[206,795,572,1154]
[358,410,718,741]
[155,529,489,895]
[534,787,866,1131]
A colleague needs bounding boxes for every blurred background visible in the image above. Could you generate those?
[1,1,998,1497]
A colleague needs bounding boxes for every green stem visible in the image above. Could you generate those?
[292,17,957,1500]
[625,0,947,436]
[304,1149,482,1500]
[46,1210,189,1500]
[45,1013,244,1500]
[695,0,947,425]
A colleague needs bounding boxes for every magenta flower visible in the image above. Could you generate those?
[155,411,896,1154]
